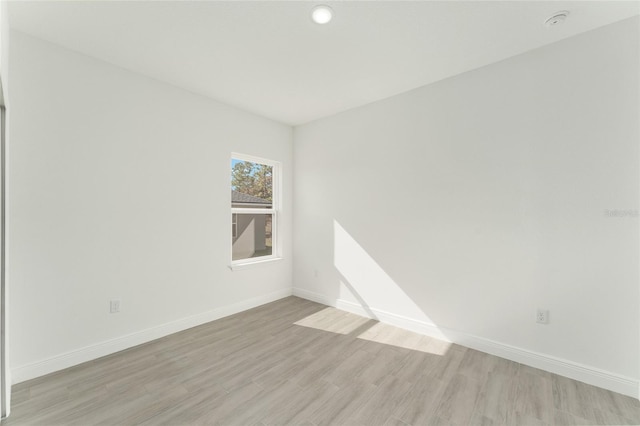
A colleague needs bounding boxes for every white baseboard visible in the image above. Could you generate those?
[292,287,335,306]
[12,288,293,384]
[292,287,639,399]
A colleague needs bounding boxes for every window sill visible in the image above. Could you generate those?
[229,257,284,271]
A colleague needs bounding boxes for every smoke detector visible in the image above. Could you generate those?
[545,11,569,27]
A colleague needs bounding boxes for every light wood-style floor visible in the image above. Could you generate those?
[4,296,640,425]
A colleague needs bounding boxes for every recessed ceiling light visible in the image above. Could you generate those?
[311,5,333,25]
[544,11,569,27]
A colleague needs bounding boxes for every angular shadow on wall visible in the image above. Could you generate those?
[333,219,451,344]
[335,269,377,320]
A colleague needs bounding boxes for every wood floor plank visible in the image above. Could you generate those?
[348,374,414,426]
[552,409,598,426]
[429,372,483,425]
[383,417,410,426]
[394,374,445,425]
[552,373,597,422]
[467,371,515,425]
[587,384,640,423]
[356,344,410,386]
[4,296,639,426]
[276,380,341,425]
[308,380,379,426]
[512,365,554,424]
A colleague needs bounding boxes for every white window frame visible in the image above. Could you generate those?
[231,213,237,239]
[230,153,282,269]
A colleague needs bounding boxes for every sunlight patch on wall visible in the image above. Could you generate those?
[333,220,434,325]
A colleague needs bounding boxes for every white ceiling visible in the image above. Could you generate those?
[8,1,640,126]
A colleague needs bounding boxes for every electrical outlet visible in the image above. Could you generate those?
[536,309,549,324]
[314,269,319,278]
[110,299,121,314]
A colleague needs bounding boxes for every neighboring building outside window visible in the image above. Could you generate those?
[230,154,280,264]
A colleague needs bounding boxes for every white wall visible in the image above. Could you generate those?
[293,17,640,397]
[8,31,293,381]
[0,0,9,416]
[0,0,7,102]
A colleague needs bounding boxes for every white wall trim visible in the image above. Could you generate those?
[12,288,293,384]
[14,285,638,399]
[292,287,639,399]
[291,287,333,306]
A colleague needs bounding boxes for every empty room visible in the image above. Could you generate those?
[0,0,638,425]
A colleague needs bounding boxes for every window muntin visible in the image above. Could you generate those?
[231,154,279,264]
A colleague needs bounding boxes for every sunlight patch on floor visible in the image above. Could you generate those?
[357,322,451,355]
[294,307,450,356]
[294,307,371,335]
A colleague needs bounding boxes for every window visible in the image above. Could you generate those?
[231,154,280,265]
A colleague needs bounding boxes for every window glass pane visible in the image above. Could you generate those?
[231,213,273,261]
[231,159,273,209]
